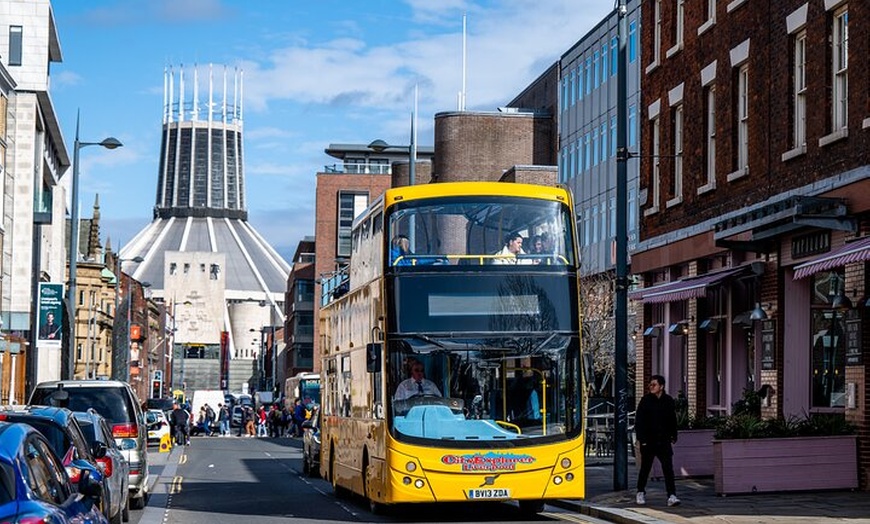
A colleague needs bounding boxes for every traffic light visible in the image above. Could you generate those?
[152,380,161,399]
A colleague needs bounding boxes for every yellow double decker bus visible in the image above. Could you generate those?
[319,181,584,514]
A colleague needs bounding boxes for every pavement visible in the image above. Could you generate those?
[553,456,870,524]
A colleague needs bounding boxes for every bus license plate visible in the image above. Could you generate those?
[467,488,510,499]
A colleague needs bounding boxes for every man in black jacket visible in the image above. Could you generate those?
[634,374,680,507]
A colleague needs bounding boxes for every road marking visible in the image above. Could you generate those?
[170,476,183,494]
[179,454,188,465]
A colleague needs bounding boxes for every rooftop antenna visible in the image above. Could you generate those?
[460,12,467,110]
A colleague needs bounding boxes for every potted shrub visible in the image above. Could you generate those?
[712,412,858,495]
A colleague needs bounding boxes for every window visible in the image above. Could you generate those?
[650,117,661,212]
[611,36,618,76]
[584,133,591,170]
[628,20,637,62]
[671,105,683,203]
[561,77,568,112]
[610,116,617,157]
[704,86,717,188]
[831,6,848,131]
[337,192,368,257]
[8,26,22,66]
[628,104,637,147]
[577,64,583,101]
[592,130,599,166]
[569,143,575,180]
[737,64,749,172]
[792,30,807,149]
[810,271,847,408]
[600,44,608,85]
[600,123,608,163]
[560,148,567,182]
[585,57,592,95]
[570,70,576,106]
[593,50,600,88]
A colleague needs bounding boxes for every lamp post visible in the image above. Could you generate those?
[66,112,122,380]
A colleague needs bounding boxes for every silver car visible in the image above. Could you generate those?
[30,380,150,509]
[74,409,131,524]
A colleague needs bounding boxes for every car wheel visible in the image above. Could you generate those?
[109,505,122,524]
[302,452,310,475]
[130,491,146,510]
[121,494,130,522]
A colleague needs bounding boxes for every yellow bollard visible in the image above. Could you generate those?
[159,432,172,453]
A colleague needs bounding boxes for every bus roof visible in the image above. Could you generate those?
[383,182,570,207]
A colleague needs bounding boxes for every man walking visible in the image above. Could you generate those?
[218,403,230,436]
[169,401,190,446]
[635,374,680,507]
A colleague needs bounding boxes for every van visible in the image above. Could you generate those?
[189,390,225,435]
[29,380,150,509]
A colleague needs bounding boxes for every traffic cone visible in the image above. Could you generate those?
[160,432,172,453]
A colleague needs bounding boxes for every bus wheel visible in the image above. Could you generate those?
[363,454,386,515]
[518,500,545,515]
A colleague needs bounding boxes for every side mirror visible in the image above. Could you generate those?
[77,469,103,500]
[366,343,382,372]
[91,442,108,459]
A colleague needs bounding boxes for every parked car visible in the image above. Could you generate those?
[0,406,109,514]
[0,422,107,524]
[29,380,150,509]
[75,409,131,524]
[301,406,321,477]
[145,409,170,445]
[231,405,244,428]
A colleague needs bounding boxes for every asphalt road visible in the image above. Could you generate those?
[131,436,602,524]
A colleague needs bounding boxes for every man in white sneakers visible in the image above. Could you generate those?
[634,374,680,507]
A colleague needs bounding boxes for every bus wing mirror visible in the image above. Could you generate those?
[366,343,382,372]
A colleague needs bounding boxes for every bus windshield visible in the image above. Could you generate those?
[387,196,575,267]
[387,334,582,447]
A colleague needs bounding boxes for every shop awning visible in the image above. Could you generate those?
[629,266,749,304]
[793,236,870,279]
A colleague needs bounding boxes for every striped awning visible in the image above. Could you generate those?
[629,266,748,304]
[793,236,870,279]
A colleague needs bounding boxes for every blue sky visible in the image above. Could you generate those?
[50,0,614,262]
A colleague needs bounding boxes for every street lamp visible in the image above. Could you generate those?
[367,138,416,185]
[66,112,122,380]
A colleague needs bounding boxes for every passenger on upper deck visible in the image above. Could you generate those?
[390,235,413,266]
[492,232,534,265]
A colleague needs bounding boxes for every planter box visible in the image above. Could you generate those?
[713,435,858,495]
[652,428,715,479]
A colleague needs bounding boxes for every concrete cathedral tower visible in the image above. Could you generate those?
[120,64,290,392]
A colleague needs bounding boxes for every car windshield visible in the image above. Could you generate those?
[386,334,582,447]
[31,387,132,424]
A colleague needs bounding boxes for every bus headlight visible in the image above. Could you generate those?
[403,476,412,485]
[405,461,417,473]
[414,479,425,489]
[553,476,563,485]
[566,472,574,482]
[560,458,571,469]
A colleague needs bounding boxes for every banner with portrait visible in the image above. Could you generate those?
[37,283,64,347]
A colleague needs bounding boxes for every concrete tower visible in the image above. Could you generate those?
[120,64,290,393]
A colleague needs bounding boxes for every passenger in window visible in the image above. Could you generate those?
[492,232,534,265]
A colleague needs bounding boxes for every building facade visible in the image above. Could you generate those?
[631,0,869,488]
[285,236,315,376]
[0,0,70,398]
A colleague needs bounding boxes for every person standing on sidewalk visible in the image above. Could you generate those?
[218,403,230,436]
[634,374,680,507]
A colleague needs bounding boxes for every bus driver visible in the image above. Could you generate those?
[394,359,442,401]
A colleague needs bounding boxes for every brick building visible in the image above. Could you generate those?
[631,0,869,488]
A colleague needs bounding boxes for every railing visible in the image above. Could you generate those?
[585,400,636,458]
[320,266,350,307]
[323,163,391,174]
